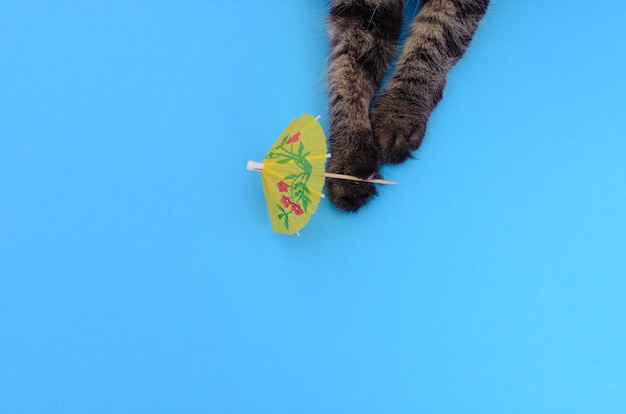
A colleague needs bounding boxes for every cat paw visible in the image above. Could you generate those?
[371,89,429,164]
[326,130,379,212]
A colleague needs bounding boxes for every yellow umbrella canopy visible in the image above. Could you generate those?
[247,114,327,235]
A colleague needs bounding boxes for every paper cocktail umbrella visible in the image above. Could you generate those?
[247,114,395,235]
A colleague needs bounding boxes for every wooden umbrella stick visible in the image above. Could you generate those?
[248,161,396,185]
[324,172,396,185]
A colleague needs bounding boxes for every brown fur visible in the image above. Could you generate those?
[326,0,489,211]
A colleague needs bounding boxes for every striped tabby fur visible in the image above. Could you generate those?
[326,0,489,211]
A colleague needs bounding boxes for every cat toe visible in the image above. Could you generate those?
[326,135,380,211]
[371,93,428,164]
[326,178,377,212]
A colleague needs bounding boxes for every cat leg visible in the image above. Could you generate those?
[371,0,489,164]
[326,0,403,211]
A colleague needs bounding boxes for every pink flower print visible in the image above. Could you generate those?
[291,203,304,216]
[277,181,289,193]
[280,195,292,208]
[286,132,301,144]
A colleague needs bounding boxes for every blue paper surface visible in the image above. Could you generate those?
[2,1,626,412]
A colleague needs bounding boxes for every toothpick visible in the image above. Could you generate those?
[324,172,397,185]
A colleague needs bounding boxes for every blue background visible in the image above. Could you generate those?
[2,1,626,412]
